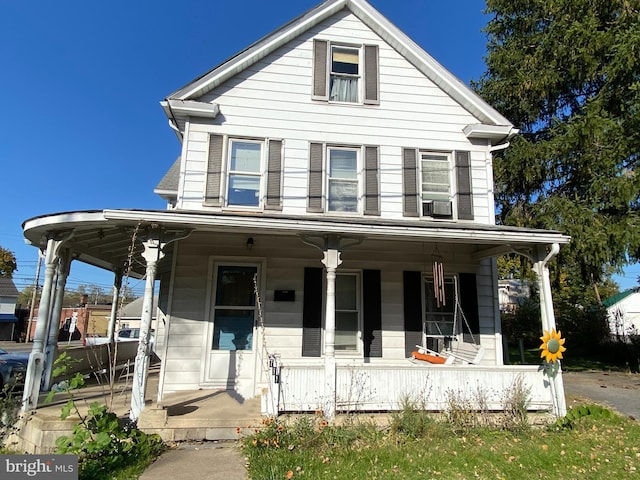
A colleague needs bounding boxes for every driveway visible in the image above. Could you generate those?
[562,370,640,420]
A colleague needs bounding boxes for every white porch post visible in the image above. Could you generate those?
[107,270,123,343]
[130,229,164,422]
[532,243,567,417]
[321,248,342,421]
[22,233,70,411]
[42,249,73,391]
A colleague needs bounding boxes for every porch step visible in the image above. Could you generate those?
[138,390,263,442]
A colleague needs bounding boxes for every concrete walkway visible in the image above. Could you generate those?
[139,441,248,480]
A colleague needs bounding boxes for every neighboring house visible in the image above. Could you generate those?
[0,278,19,341]
[118,296,158,332]
[603,288,640,342]
[21,0,570,420]
[498,279,531,313]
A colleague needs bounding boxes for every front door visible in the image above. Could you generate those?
[205,263,258,397]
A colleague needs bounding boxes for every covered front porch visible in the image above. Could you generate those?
[20,209,570,432]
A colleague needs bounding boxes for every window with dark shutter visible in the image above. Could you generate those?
[302,267,323,357]
[364,45,379,105]
[455,151,474,220]
[403,271,423,357]
[265,139,283,210]
[204,134,224,206]
[402,148,419,217]
[364,146,380,216]
[363,269,382,357]
[307,142,324,213]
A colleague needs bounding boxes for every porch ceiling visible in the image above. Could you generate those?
[23,209,570,274]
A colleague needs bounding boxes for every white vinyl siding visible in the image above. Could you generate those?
[176,11,492,224]
[160,234,499,396]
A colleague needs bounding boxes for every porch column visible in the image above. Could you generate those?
[42,249,73,391]
[22,233,71,411]
[107,270,123,343]
[532,243,567,417]
[321,248,342,421]
[130,229,164,422]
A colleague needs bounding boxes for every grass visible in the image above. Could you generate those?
[241,409,640,480]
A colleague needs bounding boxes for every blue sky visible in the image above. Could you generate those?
[1,0,637,297]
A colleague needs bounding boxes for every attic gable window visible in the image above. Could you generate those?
[330,46,359,103]
[313,39,379,105]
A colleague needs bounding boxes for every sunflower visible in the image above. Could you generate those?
[540,329,566,363]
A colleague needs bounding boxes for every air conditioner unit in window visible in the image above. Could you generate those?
[422,200,452,217]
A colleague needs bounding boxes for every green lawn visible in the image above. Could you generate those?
[241,408,640,480]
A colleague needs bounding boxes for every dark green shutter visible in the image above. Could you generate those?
[204,134,224,206]
[364,145,380,216]
[363,269,382,357]
[265,139,283,210]
[302,267,323,357]
[403,271,423,357]
[313,39,329,100]
[456,151,474,220]
[307,142,324,213]
[364,45,379,105]
[458,273,479,339]
[402,148,419,217]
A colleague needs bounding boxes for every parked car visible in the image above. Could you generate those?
[84,329,155,350]
[0,348,29,391]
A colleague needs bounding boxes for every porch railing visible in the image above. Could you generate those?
[262,361,555,416]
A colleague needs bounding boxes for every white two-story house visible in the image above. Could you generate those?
[22,0,570,420]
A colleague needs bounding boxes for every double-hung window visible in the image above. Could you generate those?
[330,46,360,103]
[327,147,359,212]
[420,152,452,217]
[335,272,360,352]
[227,139,263,207]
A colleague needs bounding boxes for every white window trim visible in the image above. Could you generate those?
[328,43,362,104]
[222,137,266,210]
[419,150,454,218]
[322,270,363,356]
[210,261,261,351]
[325,145,363,214]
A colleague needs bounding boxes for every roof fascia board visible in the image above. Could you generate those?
[168,0,512,127]
[345,0,511,126]
[102,209,570,246]
[169,0,347,100]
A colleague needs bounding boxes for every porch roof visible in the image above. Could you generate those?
[23,209,570,275]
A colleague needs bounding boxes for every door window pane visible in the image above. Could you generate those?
[213,266,257,351]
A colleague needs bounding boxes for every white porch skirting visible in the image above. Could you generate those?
[262,362,556,416]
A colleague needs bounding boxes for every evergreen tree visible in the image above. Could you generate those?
[475,0,640,295]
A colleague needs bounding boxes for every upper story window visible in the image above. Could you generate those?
[313,39,379,105]
[227,140,263,207]
[420,152,452,217]
[328,147,359,212]
[308,142,379,216]
[402,149,473,220]
[330,46,360,103]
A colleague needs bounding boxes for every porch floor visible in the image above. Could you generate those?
[11,363,263,453]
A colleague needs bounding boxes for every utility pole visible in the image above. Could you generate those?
[25,251,43,342]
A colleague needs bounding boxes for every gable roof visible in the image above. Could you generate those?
[162,0,513,130]
[602,288,640,308]
[0,277,19,297]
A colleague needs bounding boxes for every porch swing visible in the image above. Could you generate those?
[411,260,485,365]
